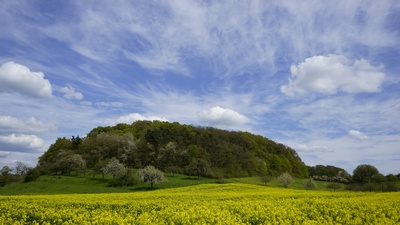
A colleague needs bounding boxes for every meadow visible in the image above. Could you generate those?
[1,183,399,224]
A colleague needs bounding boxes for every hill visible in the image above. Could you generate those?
[38,120,309,178]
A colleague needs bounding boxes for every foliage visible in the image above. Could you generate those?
[278,172,294,188]
[326,183,342,191]
[102,158,125,179]
[55,151,86,175]
[304,177,318,190]
[1,183,400,224]
[0,166,12,186]
[185,158,213,180]
[308,165,350,178]
[352,164,379,184]
[37,121,309,180]
[24,168,45,183]
[259,175,272,185]
[138,165,167,188]
[312,175,349,184]
[108,169,136,187]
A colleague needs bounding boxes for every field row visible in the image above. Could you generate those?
[1,183,399,224]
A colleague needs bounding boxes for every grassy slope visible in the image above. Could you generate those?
[0,172,346,195]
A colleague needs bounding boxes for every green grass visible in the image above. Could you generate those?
[0,173,346,195]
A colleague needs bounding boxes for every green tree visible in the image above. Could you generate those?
[185,158,213,180]
[260,175,272,186]
[138,165,167,189]
[352,164,379,184]
[304,177,317,190]
[326,183,341,191]
[55,151,86,175]
[0,166,12,186]
[278,172,294,188]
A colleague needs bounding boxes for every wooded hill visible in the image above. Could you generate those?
[38,121,309,178]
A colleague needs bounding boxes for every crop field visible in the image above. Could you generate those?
[1,183,399,224]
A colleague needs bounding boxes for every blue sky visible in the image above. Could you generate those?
[1,0,399,175]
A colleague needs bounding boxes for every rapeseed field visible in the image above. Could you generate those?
[1,183,399,224]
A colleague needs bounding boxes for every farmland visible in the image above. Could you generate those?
[1,183,399,224]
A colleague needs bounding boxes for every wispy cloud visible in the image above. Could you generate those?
[348,130,370,140]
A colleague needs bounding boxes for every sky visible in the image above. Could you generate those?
[0,0,399,175]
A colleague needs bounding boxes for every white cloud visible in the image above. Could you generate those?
[348,130,369,140]
[107,113,168,125]
[197,106,249,127]
[0,115,54,134]
[280,55,385,96]
[0,134,44,153]
[60,85,84,100]
[0,61,52,98]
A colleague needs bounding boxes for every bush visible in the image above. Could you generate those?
[23,168,45,183]
[108,170,136,187]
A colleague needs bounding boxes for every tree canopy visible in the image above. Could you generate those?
[38,120,309,178]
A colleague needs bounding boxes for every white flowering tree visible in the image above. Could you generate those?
[278,172,294,188]
[138,165,167,189]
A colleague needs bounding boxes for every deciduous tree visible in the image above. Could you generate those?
[102,158,125,179]
[352,164,379,184]
[138,165,167,189]
[278,172,294,188]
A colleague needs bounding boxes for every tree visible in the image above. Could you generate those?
[14,161,29,176]
[138,165,167,189]
[352,164,379,184]
[260,175,271,186]
[55,151,86,175]
[304,177,317,190]
[102,158,126,179]
[185,158,213,180]
[278,172,294,188]
[0,166,12,186]
[326,183,341,191]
